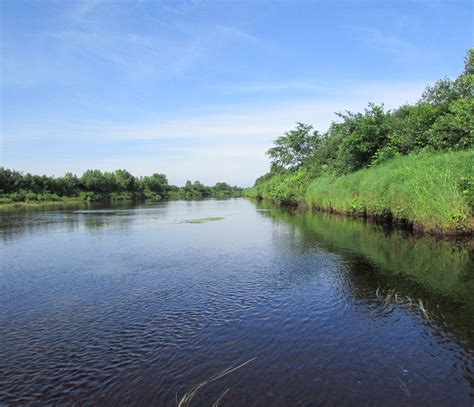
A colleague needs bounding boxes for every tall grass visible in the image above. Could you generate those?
[305,150,473,233]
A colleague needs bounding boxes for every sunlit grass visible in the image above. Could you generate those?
[305,150,473,233]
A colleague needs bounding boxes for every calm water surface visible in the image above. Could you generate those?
[1,198,473,406]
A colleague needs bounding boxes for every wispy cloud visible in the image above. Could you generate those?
[348,26,434,60]
[157,0,205,15]
[212,25,278,52]
[2,20,276,86]
[69,0,104,21]
[215,81,331,93]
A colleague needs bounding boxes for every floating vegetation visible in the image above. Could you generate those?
[184,217,225,224]
[177,357,256,407]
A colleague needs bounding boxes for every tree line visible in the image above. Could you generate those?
[0,168,243,204]
[255,49,473,194]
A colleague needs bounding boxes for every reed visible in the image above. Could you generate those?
[177,357,256,407]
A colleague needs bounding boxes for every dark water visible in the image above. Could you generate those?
[1,198,473,406]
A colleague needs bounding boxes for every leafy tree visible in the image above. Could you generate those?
[334,104,391,172]
[55,173,80,196]
[113,169,136,192]
[80,170,108,194]
[143,173,168,196]
[464,48,474,75]
[267,122,320,169]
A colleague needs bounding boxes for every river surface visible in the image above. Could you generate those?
[1,198,473,406]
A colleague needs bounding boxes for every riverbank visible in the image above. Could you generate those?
[245,150,474,235]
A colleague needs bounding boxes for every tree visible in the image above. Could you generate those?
[464,48,474,75]
[114,169,136,192]
[334,104,391,172]
[266,123,320,169]
[143,173,168,196]
[80,170,108,194]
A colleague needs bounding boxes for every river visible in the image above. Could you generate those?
[0,198,472,405]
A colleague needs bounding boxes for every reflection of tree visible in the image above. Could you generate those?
[0,201,167,242]
[82,212,133,231]
[0,208,81,243]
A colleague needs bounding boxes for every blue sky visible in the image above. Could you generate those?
[1,0,472,186]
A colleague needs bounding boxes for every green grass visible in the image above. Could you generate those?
[246,150,474,234]
[306,150,473,233]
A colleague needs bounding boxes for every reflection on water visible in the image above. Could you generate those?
[0,202,154,243]
[0,199,473,405]
[255,201,474,370]
[256,200,473,302]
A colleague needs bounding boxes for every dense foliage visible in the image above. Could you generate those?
[0,168,243,204]
[247,50,474,232]
[260,49,472,182]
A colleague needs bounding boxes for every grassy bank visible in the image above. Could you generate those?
[246,150,474,234]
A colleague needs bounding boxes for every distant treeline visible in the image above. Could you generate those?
[0,168,243,204]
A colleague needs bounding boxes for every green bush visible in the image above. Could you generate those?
[245,167,312,204]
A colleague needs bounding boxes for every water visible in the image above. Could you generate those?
[0,198,473,405]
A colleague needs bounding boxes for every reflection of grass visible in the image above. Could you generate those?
[255,203,474,302]
[185,217,224,224]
